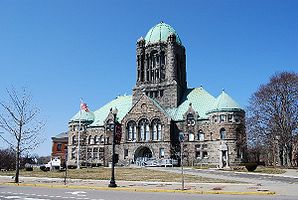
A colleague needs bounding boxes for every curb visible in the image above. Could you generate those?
[0,182,275,196]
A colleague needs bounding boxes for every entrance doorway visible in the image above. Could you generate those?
[134,146,153,165]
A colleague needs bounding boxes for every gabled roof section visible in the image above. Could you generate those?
[90,95,132,127]
[148,96,172,119]
[167,87,216,121]
[207,90,243,114]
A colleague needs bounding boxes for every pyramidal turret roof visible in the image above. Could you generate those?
[207,90,243,114]
[69,110,95,123]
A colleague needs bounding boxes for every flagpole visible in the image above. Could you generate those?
[77,104,82,170]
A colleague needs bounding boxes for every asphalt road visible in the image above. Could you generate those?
[0,185,297,200]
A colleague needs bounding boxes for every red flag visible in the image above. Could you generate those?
[80,99,89,112]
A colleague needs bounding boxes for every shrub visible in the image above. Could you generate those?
[40,165,50,172]
[24,163,33,171]
[244,163,258,171]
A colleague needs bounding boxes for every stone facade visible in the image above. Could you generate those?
[65,22,247,168]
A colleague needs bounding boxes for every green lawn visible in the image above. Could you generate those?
[228,166,286,174]
[0,167,237,183]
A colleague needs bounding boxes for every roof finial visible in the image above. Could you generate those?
[160,21,164,24]
[222,88,225,92]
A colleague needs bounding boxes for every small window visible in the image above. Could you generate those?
[189,132,194,141]
[160,90,164,97]
[195,144,201,150]
[196,151,201,159]
[234,115,240,122]
[57,143,62,152]
[228,114,233,122]
[213,115,218,123]
[220,128,226,140]
[72,135,76,145]
[124,149,128,159]
[220,115,225,122]
[202,144,208,149]
[100,135,104,143]
[159,148,165,158]
[198,131,205,141]
[203,151,208,158]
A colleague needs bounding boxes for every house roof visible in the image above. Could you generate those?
[69,88,243,126]
[52,132,68,140]
[89,95,132,127]
[167,87,217,121]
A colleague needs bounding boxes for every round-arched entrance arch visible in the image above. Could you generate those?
[134,146,152,161]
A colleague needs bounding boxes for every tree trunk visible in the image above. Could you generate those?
[15,142,20,183]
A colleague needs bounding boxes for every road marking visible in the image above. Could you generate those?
[4,196,21,199]
[66,191,87,195]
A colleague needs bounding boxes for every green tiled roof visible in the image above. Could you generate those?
[167,87,216,121]
[145,22,182,46]
[90,95,132,127]
[70,110,95,123]
[207,91,243,114]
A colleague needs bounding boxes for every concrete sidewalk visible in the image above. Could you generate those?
[0,175,274,196]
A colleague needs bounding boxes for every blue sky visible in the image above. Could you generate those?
[0,0,297,156]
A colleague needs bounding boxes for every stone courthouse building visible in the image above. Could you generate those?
[66,22,246,168]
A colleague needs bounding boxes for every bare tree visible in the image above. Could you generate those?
[0,87,45,183]
[247,72,298,167]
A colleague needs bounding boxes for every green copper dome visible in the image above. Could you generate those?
[69,110,95,123]
[145,22,182,45]
[207,91,243,114]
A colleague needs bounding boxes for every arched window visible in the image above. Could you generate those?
[99,135,104,143]
[139,119,149,141]
[152,119,162,141]
[198,130,205,141]
[72,135,76,145]
[189,132,195,141]
[94,135,98,144]
[127,121,137,141]
[88,135,93,144]
[220,128,226,140]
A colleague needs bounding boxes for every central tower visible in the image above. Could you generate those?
[132,22,187,109]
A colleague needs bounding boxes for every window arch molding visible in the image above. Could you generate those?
[138,118,150,141]
[151,118,162,141]
[126,120,137,141]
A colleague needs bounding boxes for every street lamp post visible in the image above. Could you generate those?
[179,132,185,191]
[108,108,118,188]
